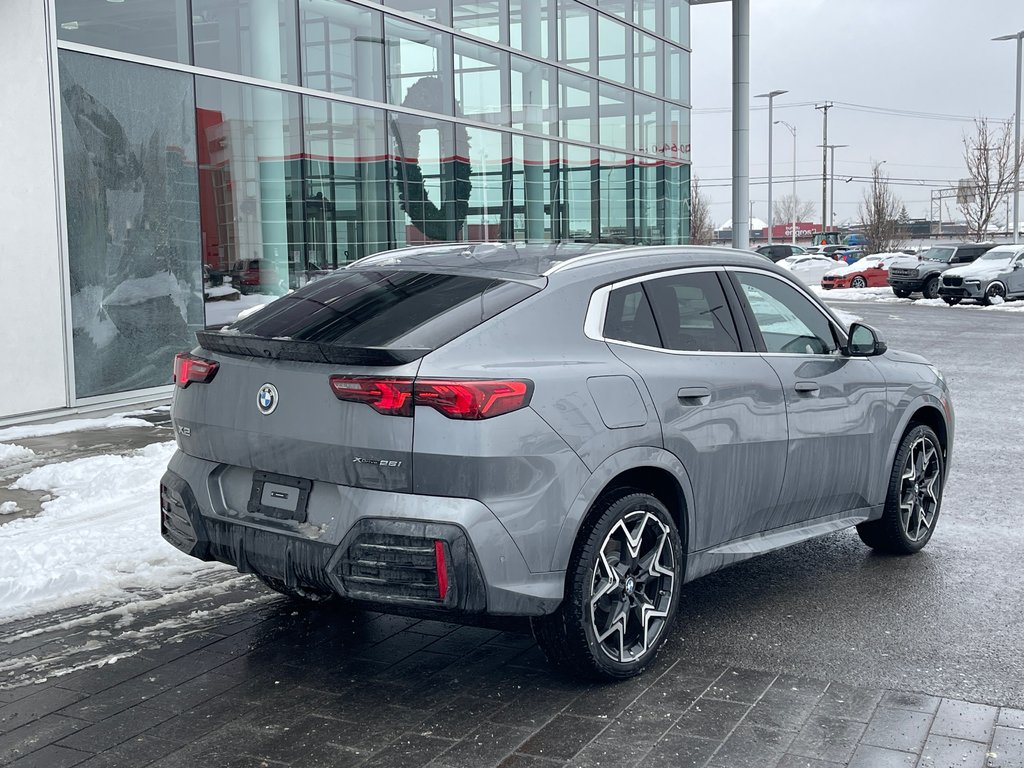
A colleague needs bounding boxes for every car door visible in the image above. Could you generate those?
[728,268,889,528]
[1007,252,1024,296]
[601,268,789,550]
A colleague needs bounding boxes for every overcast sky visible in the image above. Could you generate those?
[690,0,1022,227]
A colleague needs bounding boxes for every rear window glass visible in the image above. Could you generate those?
[228,270,538,349]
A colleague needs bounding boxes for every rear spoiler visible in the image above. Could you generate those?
[195,330,429,366]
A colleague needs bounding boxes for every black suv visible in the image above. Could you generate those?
[755,244,806,262]
[887,243,995,299]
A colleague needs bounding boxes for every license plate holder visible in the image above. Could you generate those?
[246,472,312,523]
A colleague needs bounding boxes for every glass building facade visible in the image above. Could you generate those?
[53,0,690,399]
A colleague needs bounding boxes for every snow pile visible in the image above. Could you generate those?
[0,501,21,515]
[814,286,1024,312]
[0,442,225,621]
[0,443,35,467]
[0,413,152,442]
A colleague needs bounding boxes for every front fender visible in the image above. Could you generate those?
[881,391,954,495]
[548,446,696,572]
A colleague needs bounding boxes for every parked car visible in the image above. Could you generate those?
[821,253,901,289]
[163,243,953,681]
[777,253,838,286]
[939,244,1024,305]
[755,244,807,262]
[887,243,994,299]
[228,259,288,294]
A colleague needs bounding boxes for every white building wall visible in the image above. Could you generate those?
[0,0,69,420]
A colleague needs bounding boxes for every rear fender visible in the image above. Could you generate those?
[549,446,695,573]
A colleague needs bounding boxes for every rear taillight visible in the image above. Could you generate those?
[173,353,219,388]
[328,376,414,416]
[328,376,532,420]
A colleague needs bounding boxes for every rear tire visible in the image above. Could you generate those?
[532,491,683,681]
[922,276,940,299]
[255,574,337,604]
[856,424,944,555]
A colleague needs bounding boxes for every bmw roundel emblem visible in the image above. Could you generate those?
[257,383,279,415]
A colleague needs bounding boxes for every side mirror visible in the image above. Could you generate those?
[844,322,887,357]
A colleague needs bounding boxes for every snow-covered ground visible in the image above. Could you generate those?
[0,411,158,442]
[203,292,277,326]
[0,442,227,622]
[814,286,1024,312]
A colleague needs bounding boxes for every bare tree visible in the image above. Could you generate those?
[772,194,816,229]
[957,118,1023,240]
[858,162,903,254]
[688,176,715,245]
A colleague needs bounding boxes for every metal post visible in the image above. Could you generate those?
[815,102,832,235]
[791,126,797,243]
[993,31,1024,243]
[731,0,750,250]
[827,144,848,229]
[756,89,787,245]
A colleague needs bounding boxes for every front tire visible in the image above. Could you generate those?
[981,282,1006,306]
[532,491,682,681]
[851,276,867,289]
[922,276,940,299]
[857,424,944,554]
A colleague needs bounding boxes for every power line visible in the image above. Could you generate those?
[692,99,1009,124]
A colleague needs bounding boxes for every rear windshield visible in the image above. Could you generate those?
[225,269,538,350]
[921,247,955,262]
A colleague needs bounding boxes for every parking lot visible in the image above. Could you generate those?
[2,299,1024,768]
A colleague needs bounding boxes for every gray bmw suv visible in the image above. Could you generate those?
[162,243,954,680]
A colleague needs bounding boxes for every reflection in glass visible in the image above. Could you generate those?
[300,0,384,101]
[454,39,510,125]
[664,103,691,163]
[510,136,559,240]
[563,143,595,240]
[664,44,690,103]
[600,151,630,242]
[668,1,690,48]
[635,31,660,95]
[304,99,390,266]
[559,70,596,144]
[597,13,628,85]
[634,93,662,157]
[665,162,688,244]
[599,84,631,151]
[55,0,190,63]
[595,0,629,20]
[558,0,593,73]
[195,77,302,301]
[511,55,557,136]
[385,17,454,115]
[464,127,507,240]
[59,51,201,397]
[634,158,662,244]
[453,1,504,43]
[192,0,298,84]
[384,0,452,24]
[509,0,553,58]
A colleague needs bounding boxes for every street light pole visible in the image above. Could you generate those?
[756,89,788,244]
[993,31,1023,243]
[775,120,797,244]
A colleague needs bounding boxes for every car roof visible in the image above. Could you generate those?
[347,242,780,283]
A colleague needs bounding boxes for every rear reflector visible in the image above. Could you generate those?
[173,353,219,388]
[328,376,532,419]
[434,540,449,600]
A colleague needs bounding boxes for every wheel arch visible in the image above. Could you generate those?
[883,397,952,491]
[549,447,695,573]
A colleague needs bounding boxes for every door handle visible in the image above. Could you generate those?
[677,386,711,404]
[794,381,820,395]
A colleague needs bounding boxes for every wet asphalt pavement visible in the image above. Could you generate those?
[1,299,1023,767]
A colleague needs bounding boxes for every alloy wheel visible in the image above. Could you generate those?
[851,276,867,288]
[899,437,941,542]
[589,509,676,663]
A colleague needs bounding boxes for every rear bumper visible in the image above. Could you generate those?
[160,450,564,616]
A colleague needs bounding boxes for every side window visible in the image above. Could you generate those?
[956,248,980,263]
[604,284,661,348]
[644,272,740,352]
[735,272,838,355]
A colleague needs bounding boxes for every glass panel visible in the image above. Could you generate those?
[563,142,595,240]
[509,0,553,58]
[599,84,631,151]
[558,0,593,73]
[634,93,661,156]
[664,161,687,244]
[196,76,302,311]
[453,1,504,43]
[58,51,201,397]
[668,0,690,48]
[604,284,660,347]
[384,0,451,24]
[596,0,630,21]
[304,98,390,269]
[645,272,740,352]
[511,55,557,136]
[192,0,298,84]
[559,70,596,144]
[56,0,190,63]
[635,31,660,95]
[636,0,657,33]
[511,135,559,240]
[663,103,691,163]
[385,17,454,115]
[390,115,467,243]
[599,150,629,242]
[597,13,628,86]
[300,0,384,101]
[634,157,662,244]
[664,44,690,103]
[464,127,506,240]
[735,272,837,354]
[454,39,510,125]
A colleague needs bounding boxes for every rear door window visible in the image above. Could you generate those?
[644,272,740,352]
[604,284,661,347]
[227,270,539,350]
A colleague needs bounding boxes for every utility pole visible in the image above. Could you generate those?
[818,144,848,229]
[815,102,833,234]
[993,31,1023,243]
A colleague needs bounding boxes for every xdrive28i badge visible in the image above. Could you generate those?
[257,383,279,415]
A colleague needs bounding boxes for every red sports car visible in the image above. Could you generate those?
[820,253,901,289]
